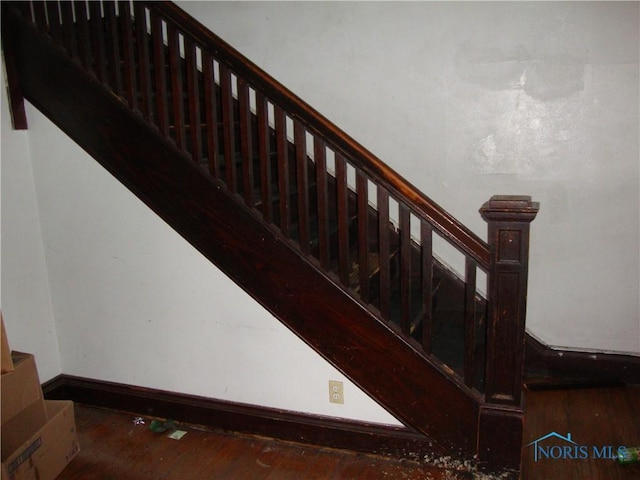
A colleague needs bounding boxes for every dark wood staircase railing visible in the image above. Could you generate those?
[2,1,539,475]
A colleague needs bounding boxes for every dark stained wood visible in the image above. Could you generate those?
[3,7,552,475]
[275,105,290,236]
[134,3,153,121]
[476,196,539,474]
[463,257,477,387]
[478,405,523,475]
[335,153,350,286]
[8,13,482,460]
[45,378,640,480]
[45,1,62,48]
[118,0,137,110]
[167,23,185,151]
[480,195,539,407]
[315,139,330,270]
[294,120,310,253]
[150,10,169,135]
[185,35,202,164]
[377,187,391,320]
[257,93,272,221]
[239,77,254,206]
[0,2,29,129]
[59,1,77,59]
[220,63,236,192]
[59,404,472,479]
[525,334,640,387]
[73,1,92,73]
[523,386,640,480]
[43,375,445,462]
[89,1,107,84]
[420,222,434,353]
[356,171,370,302]
[203,53,220,178]
[144,1,490,269]
[103,1,123,97]
[32,2,47,35]
[399,203,412,335]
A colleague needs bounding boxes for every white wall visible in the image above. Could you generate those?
[1,62,62,381]
[177,1,639,354]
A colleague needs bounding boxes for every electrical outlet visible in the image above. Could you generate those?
[329,380,344,404]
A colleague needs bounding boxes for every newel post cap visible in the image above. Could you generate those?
[480,195,540,223]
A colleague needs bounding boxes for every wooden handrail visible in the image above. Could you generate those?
[149,1,490,270]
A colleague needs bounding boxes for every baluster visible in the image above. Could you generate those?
[59,1,76,58]
[45,2,63,47]
[336,153,349,286]
[274,106,289,236]
[118,1,137,110]
[150,11,169,135]
[185,36,202,165]
[356,171,370,303]
[315,139,330,269]
[202,54,219,178]
[220,63,236,192]
[238,78,254,205]
[464,257,478,387]
[32,2,47,33]
[167,24,185,151]
[295,120,310,254]
[103,1,123,96]
[134,3,153,120]
[377,187,391,320]
[89,2,107,83]
[73,1,92,71]
[420,221,434,353]
[257,92,272,221]
[399,204,411,334]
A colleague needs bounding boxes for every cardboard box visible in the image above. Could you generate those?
[1,315,13,374]
[1,353,47,427]
[1,401,79,480]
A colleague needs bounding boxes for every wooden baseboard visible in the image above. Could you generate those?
[42,375,434,459]
[524,334,640,388]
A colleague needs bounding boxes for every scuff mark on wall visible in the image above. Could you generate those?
[455,42,585,101]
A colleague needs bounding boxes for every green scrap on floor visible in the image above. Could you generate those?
[149,419,176,433]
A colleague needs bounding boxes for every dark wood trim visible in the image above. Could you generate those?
[6,9,481,460]
[1,2,29,129]
[42,375,435,460]
[524,334,640,388]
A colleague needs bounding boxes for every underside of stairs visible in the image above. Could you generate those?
[2,2,540,476]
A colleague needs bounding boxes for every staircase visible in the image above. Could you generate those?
[2,1,539,476]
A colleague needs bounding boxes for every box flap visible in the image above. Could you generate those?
[1,315,13,374]
[1,401,79,480]
[1,353,46,425]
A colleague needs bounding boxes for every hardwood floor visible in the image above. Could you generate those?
[61,405,473,480]
[59,386,640,479]
[522,385,640,479]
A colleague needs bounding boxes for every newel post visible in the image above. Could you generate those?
[477,195,539,474]
[480,195,539,406]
